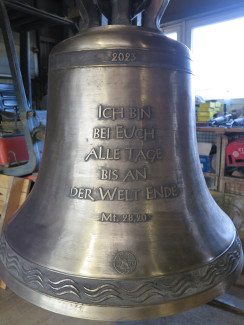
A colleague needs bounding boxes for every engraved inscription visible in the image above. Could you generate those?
[125,147,162,163]
[84,147,121,161]
[146,185,179,200]
[93,127,111,139]
[93,125,155,141]
[70,187,95,201]
[111,52,136,62]
[98,187,141,201]
[69,185,180,201]
[115,125,155,141]
[98,105,151,120]
[67,102,181,207]
[100,212,152,223]
[100,167,147,182]
[113,251,137,274]
[84,146,163,163]
[122,167,147,182]
[100,169,119,180]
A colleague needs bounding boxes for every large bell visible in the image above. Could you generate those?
[0,0,243,321]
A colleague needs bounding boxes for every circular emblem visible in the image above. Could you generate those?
[113,251,137,274]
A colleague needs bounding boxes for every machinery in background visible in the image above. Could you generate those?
[0,83,46,172]
[209,114,232,127]
[206,114,244,128]
[226,137,244,177]
[197,100,244,128]
[0,0,78,175]
[226,117,244,128]
[0,0,50,176]
[209,116,244,128]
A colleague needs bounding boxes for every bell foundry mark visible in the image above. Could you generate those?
[113,251,137,274]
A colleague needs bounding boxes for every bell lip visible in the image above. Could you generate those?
[0,253,243,321]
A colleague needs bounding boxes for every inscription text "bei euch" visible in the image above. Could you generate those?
[93,125,155,141]
[98,104,152,121]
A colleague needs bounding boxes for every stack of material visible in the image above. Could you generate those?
[197,101,222,122]
[0,120,23,135]
[0,175,32,289]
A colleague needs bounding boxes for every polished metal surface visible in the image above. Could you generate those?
[0,0,243,321]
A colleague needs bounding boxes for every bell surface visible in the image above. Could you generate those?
[0,23,243,321]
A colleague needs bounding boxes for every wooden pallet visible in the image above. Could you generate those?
[219,176,244,196]
[209,275,244,315]
[210,191,244,243]
[0,175,32,289]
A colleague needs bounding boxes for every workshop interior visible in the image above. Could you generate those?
[0,0,244,324]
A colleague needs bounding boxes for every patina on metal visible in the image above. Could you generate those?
[0,0,243,321]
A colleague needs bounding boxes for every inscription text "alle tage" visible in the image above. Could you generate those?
[84,146,162,163]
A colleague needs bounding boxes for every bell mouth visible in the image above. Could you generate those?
[0,233,243,321]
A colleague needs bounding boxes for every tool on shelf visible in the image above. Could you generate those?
[208,114,232,127]
[226,117,244,128]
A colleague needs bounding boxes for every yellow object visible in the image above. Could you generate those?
[198,116,212,122]
[215,102,222,108]
[199,102,216,109]
[198,107,215,112]
[197,110,215,121]
[198,111,214,116]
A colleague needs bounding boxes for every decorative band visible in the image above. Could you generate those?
[49,49,192,74]
[0,234,242,306]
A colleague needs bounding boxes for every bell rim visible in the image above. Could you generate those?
[0,254,243,321]
[0,233,243,320]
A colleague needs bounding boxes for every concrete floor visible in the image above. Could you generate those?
[0,288,243,325]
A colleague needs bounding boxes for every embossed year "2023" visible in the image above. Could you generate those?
[111,52,136,62]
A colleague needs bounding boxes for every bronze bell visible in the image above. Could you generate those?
[0,0,243,321]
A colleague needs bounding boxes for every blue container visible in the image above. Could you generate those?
[199,155,211,172]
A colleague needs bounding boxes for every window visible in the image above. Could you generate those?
[165,32,178,40]
[192,17,244,99]
[161,22,185,43]
[161,7,244,100]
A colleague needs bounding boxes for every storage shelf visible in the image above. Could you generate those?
[203,172,217,178]
[196,126,244,134]
[197,127,244,194]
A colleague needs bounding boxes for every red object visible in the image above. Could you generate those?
[0,136,29,166]
[25,172,38,182]
[226,137,244,166]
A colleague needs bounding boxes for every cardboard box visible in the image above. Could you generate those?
[198,111,215,118]
[215,102,222,108]
[199,102,216,109]
[198,111,210,116]
[197,116,213,122]
[198,107,215,112]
